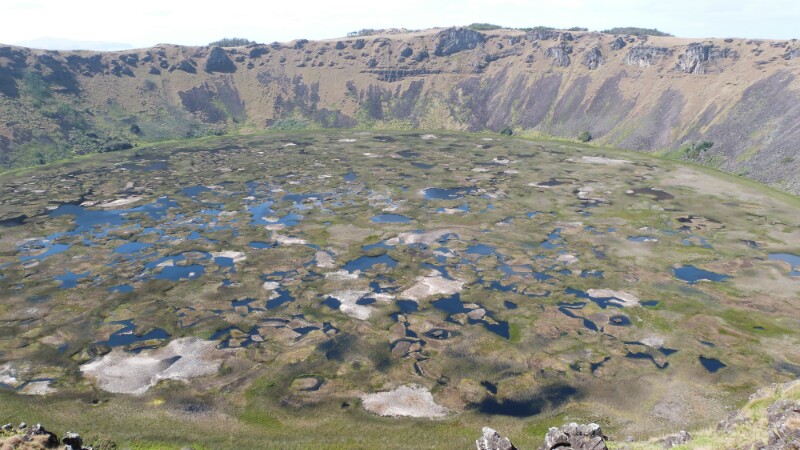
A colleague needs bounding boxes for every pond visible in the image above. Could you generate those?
[673,265,730,284]
[371,214,412,224]
[422,187,476,200]
[699,356,726,373]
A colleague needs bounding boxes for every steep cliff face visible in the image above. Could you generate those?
[1,27,800,192]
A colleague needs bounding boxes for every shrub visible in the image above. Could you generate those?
[468,23,503,31]
[209,37,257,47]
[601,27,673,37]
[499,127,513,136]
[578,131,592,142]
[683,141,713,159]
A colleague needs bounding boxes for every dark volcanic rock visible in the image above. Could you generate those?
[611,36,627,50]
[546,43,573,67]
[541,423,608,450]
[205,47,236,73]
[676,43,734,74]
[62,431,84,449]
[660,430,692,448]
[30,423,59,447]
[583,46,604,70]
[476,427,517,450]
[434,27,485,57]
[176,59,197,74]
[624,45,672,67]
[765,400,800,449]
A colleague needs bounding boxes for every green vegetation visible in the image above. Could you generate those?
[601,27,673,37]
[517,25,556,33]
[578,130,592,142]
[468,23,504,31]
[208,37,258,47]
[499,127,513,135]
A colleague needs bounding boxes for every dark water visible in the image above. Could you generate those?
[20,243,71,261]
[699,356,726,373]
[481,381,498,395]
[55,270,90,288]
[422,187,476,200]
[478,385,579,417]
[180,185,211,198]
[630,187,674,201]
[249,241,276,249]
[504,300,518,309]
[396,300,418,313]
[343,170,357,182]
[609,315,631,326]
[95,320,170,350]
[49,197,177,232]
[432,294,469,314]
[769,253,800,276]
[109,284,134,294]
[371,214,412,224]
[467,244,497,256]
[154,264,205,281]
[343,254,398,272]
[642,300,660,307]
[625,351,669,369]
[627,236,658,243]
[266,288,296,309]
[412,162,435,169]
[673,265,730,284]
[591,356,611,372]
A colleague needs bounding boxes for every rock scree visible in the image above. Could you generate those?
[541,423,608,450]
[476,427,518,450]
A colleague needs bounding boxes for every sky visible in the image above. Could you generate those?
[2,0,799,50]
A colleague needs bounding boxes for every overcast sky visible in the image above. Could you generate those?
[3,0,799,50]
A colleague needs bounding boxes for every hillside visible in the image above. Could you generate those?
[1,27,800,192]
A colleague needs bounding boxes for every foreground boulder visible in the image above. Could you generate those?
[476,427,517,450]
[661,430,692,448]
[541,423,608,450]
[765,400,800,449]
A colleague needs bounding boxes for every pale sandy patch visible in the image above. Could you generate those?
[361,384,450,418]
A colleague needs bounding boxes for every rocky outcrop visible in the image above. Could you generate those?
[541,423,608,450]
[434,27,485,57]
[765,400,800,449]
[175,59,197,74]
[624,45,672,67]
[610,37,627,50]
[0,423,96,449]
[583,47,603,69]
[205,47,236,73]
[476,427,517,450]
[660,430,692,448]
[545,43,572,67]
[676,43,734,74]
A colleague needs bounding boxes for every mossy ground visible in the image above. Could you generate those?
[0,131,798,449]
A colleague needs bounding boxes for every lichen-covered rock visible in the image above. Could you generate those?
[205,47,236,73]
[765,400,800,449]
[661,430,692,448]
[62,431,84,449]
[624,45,672,67]
[676,43,734,74]
[545,43,572,67]
[176,59,197,74]
[434,27,485,57]
[476,427,517,450]
[610,37,627,50]
[583,46,604,70]
[541,423,607,450]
